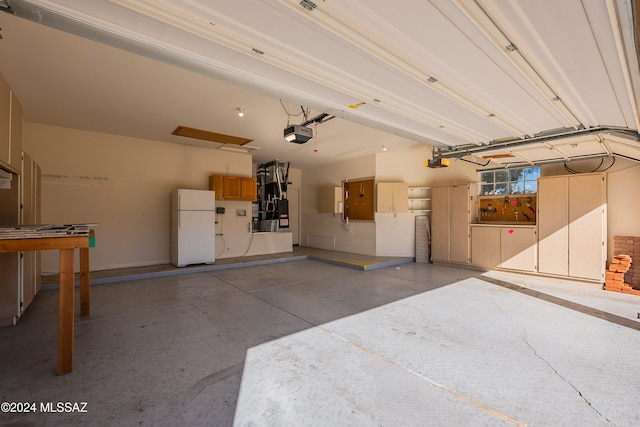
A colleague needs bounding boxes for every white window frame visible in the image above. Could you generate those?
[479,166,540,196]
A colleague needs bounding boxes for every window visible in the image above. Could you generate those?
[480,167,540,195]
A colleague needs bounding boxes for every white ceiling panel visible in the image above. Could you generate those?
[0,0,639,168]
[603,134,640,161]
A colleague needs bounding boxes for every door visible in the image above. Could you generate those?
[450,185,470,263]
[501,227,536,272]
[178,189,215,211]
[538,176,569,276]
[568,174,606,280]
[176,210,215,266]
[471,226,500,268]
[21,153,36,313]
[223,176,241,199]
[431,186,450,261]
[288,188,300,245]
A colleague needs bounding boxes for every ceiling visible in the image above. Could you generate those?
[1,0,639,169]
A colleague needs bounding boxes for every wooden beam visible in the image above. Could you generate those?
[57,248,75,375]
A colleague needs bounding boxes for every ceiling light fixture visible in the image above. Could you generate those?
[237,107,245,117]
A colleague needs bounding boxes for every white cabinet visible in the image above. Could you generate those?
[0,74,23,174]
[9,92,22,171]
[0,74,10,170]
[20,152,42,314]
[376,182,408,213]
[431,184,478,264]
[538,173,606,281]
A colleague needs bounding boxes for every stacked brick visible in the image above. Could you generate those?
[604,254,640,295]
[613,236,640,288]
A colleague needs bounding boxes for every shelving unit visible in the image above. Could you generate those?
[408,187,431,212]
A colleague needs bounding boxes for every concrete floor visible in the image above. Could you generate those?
[1,256,639,426]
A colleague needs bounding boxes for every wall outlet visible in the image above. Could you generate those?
[237,209,246,216]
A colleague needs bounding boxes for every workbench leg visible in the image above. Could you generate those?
[80,247,90,317]
[58,248,75,375]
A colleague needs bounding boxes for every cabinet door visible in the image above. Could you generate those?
[9,92,22,171]
[471,227,500,268]
[450,185,470,263]
[240,177,257,201]
[223,176,241,199]
[431,186,450,261]
[0,173,20,322]
[568,174,606,280]
[538,176,569,276]
[209,175,224,200]
[0,75,10,167]
[376,183,393,213]
[377,183,408,213]
[21,153,36,313]
[392,182,409,213]
[501,227,536,272]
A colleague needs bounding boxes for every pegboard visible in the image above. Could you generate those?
[478,195,536,224]
[343,178,375,221]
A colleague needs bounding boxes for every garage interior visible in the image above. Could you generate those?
[1,1,640,425]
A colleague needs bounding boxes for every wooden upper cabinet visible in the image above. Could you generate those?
[209,175,224,200]
[209,175,256,201]
[240,177,257,200]
[223,176,241,199]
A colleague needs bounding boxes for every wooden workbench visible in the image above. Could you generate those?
[0,228,93,374]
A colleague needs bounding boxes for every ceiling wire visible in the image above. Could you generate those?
[279,99,307,126]
[563,156,615,174]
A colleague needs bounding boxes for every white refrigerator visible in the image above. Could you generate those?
[171,189,216,267]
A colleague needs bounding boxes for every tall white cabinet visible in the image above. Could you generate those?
[537,173,606,281]
[0,72,41,326]
[431,184,478,264]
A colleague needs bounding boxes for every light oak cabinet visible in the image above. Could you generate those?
[318,186,342,214]
[500,227,536,271]
[537,173,606,281]
[376,182,408,213]
[209,175,257,201]
[431,183,478,264]
[470,226,501,268]
[471,225,536,272]
[0,74,23,174]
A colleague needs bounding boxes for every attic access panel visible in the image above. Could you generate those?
[172,126,253,145]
